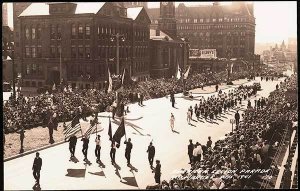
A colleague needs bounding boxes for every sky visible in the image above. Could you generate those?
[6,1,297,44]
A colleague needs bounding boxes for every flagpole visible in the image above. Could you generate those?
[123,117,127,141]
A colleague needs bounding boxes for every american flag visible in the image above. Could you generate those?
[63,117,81,139]
[84,124,97,139]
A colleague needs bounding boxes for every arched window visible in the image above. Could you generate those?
[71,24,76,38]
[78,24,83,39]
[25,26,30,40]
[32,27,36,39]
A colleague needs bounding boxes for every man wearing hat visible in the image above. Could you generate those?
[95,135,101,163]
[188,139,194,164]
[124,138,133,166]
[18,127,25,153]
[32,152,42,185]
[153,160,161,184]
[147,142,155,169]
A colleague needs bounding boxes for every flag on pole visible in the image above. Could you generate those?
[184,65,191,80]
[112,117,125,145]
[63,116,81,139]
[108,117,112,141]
[108,68,113,93]
[52,83,56,91]
[176,64,181,80]
[84,124,97,139]
[121,68,125,85]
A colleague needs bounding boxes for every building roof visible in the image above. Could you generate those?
[150,29,173,41]
[127,7,143,20]
[19,2,106,17]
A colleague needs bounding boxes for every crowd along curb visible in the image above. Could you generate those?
[4,128,104,162]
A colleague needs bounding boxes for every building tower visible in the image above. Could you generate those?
[123,2,148,9]
[158,2,176,36]
[13,3,31,60]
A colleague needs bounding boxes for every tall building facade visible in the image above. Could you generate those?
[2,3,8,26]
[148,2,256,59]
[18,2,151,89]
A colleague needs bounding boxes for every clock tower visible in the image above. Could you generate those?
[158,2,177,36]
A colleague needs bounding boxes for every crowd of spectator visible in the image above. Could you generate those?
[3,70,252,134]
[150,74,297,189]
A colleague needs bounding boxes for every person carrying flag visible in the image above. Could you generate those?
[81,135,89,162]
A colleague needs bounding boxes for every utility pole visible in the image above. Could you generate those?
[12,45,16,99]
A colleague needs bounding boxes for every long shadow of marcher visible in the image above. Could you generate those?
[113,163,122,180]
[121,176,139,187]
[172,130,180,134]
[88,171,105,177]
[65,169,86,178]
[128,164,138,172]
[32,183,41,191]
[189,123,196,127]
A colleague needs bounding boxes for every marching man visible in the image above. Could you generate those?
[170,113,175,132]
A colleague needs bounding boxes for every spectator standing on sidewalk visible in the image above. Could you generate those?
[170,113,175,131]
[32,152,42,185]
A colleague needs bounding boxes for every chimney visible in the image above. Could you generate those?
[156,29,160,36]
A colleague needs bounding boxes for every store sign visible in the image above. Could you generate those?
[200,49,217,59]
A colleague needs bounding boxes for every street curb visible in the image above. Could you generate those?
[190,80,251,95]
[4,128,104,162]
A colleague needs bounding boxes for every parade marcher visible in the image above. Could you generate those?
[170,113,175,131]
[170,92,175,108]
[124,138,133,166]
[32,152,42,185]
[140,93,144,106]
[187,110,191,125]
[207,136,212,148]
[19,127,25,153]
[194,104,198,115]
[276,84,279,90]
[95,135,101,163]
[81,135,89,161]
[68,133,77,158]
[147,142,155,169]
[110,141,117,164]
[153,160,161,184]
[189,106,193,119]
[188,139,194,164]
[216,84,219,92]
[235,111,240,127]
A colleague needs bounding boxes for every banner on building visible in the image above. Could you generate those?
[200,49,217,59]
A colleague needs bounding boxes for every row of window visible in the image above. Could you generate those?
[24,45,148,59]
[25,26,42,40]
[180,31,248,37]
[177,24,250,30]
[25,63,43,75]
[25,46,42,58]
[178,17,248,23]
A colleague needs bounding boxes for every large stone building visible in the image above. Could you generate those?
[148,2,256,59]
[18,2,151,89]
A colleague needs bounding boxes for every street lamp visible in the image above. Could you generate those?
[110,33,125,75]
[8,42,16,99]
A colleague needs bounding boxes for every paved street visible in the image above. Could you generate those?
[4,77,285,190]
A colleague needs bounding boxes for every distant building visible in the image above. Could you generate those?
[149,29,188,79]
[147,2,255,59]
[288,37,297,52]
[18,2,151,89]
[123,2,148,10]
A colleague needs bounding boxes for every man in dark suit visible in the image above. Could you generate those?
[153,160,161,184]
[124,138,133,166]
[170,92,175,108]
[32,152,42,185]
[140,93,144,105]
[188,139,194,164]
[68,134,77,158]
[81,135,89,161]
[147,142,155,169]
[110,142,116,164]
[235,111,240,127]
